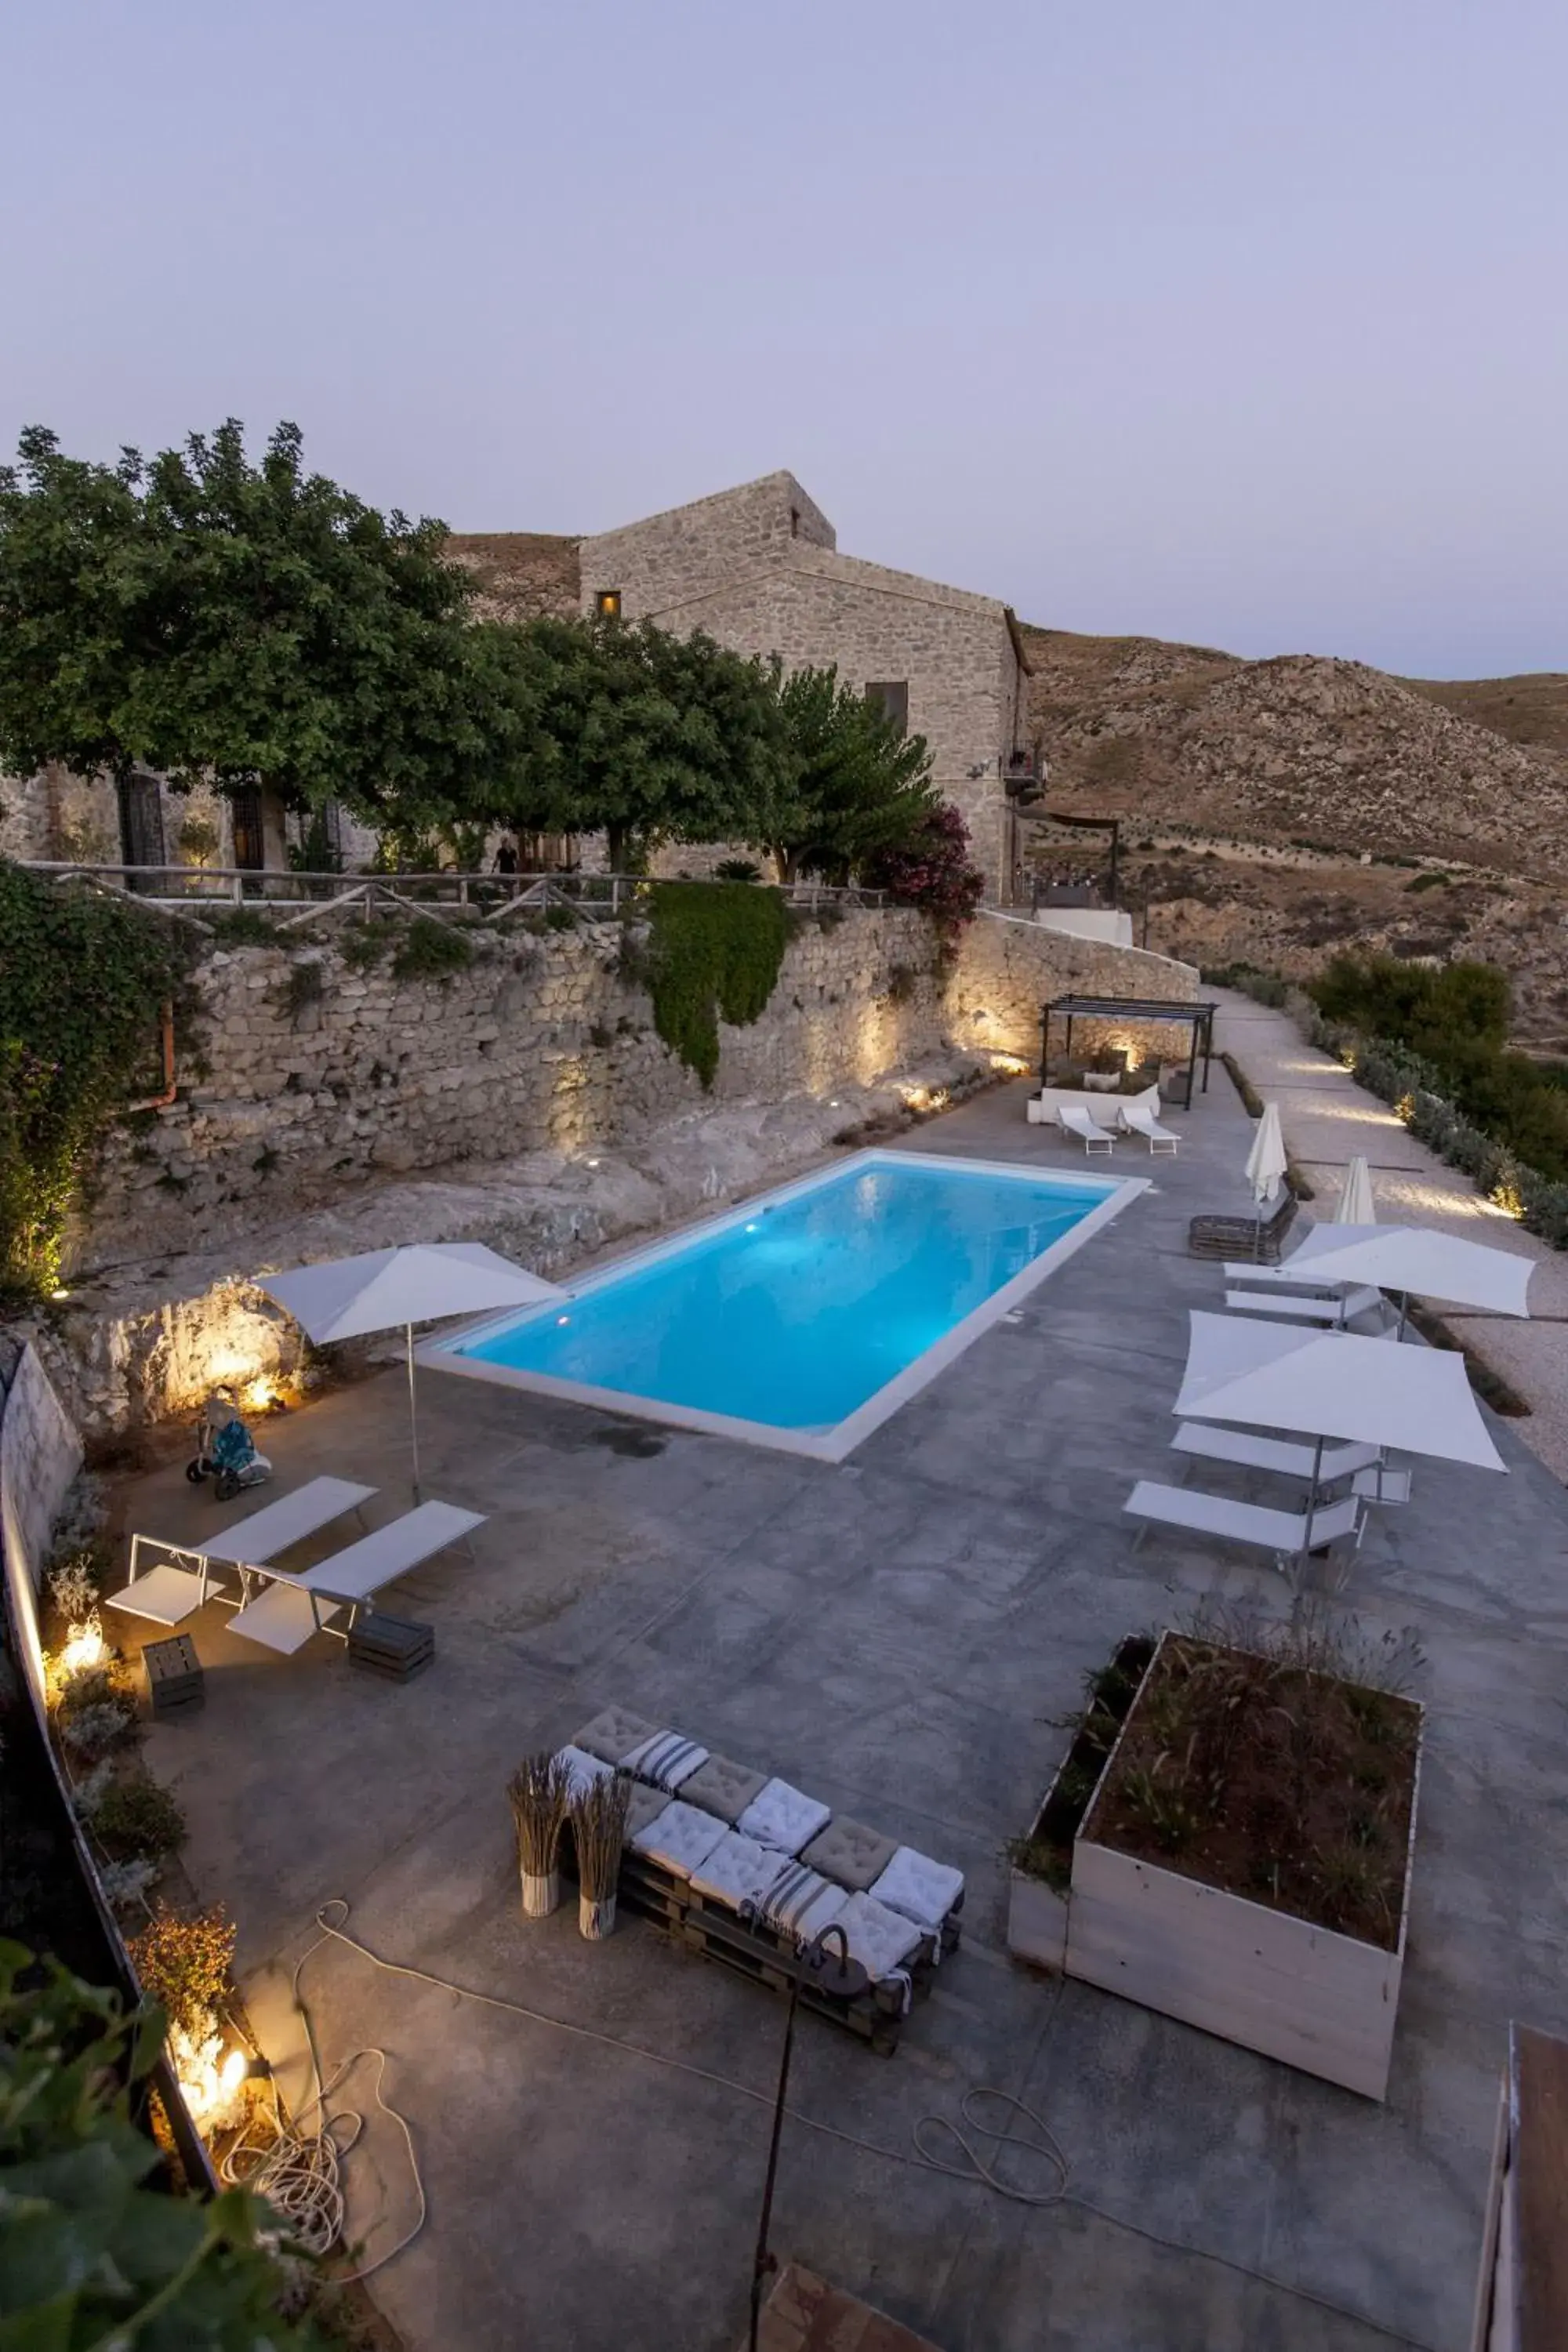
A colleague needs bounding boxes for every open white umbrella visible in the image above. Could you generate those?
[1245,1102,1289,1207]
[1335,1156,1375,1225]
[1284,1222,1533,1330]
[259,1243,568,1499]
[1176,1309,1506,1471]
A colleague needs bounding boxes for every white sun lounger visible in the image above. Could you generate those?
[1171,1425,1384,1482]
[223,1499,485,1655]
[1222,1285,1386,1327]
[1057,1105,1114,1156]
[1116,1103,1179,1153]
[107,1476,377,1627]
[1125,1479,1363,1563]
[1221,1262,1345,1292]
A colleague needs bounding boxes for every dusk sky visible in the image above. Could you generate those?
[4,0,1564,678]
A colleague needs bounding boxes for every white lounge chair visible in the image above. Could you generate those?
[1171,1425,1383,1482]
[1221,1262,1345,1293]
[223,1499,485,1655]
[1124,1479,1363,1567]
[107,1476,377,1626]
[1116,1102,1179,1153]
[1222,1284,1387,1328]
[1056,1105,1114,1156]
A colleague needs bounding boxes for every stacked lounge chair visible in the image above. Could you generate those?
[557,1706,965,2055]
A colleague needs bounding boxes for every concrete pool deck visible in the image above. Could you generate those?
[110,1067,1568,2352]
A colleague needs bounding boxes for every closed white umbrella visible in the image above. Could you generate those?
[1335,1156,1375,1225]
[1285,1223,1533,1328]
[1245,1102,1289,1207]
[259,1243,568,1499]
[1176,1309,1505,1472]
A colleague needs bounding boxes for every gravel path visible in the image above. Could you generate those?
[1214,988,1568,1482]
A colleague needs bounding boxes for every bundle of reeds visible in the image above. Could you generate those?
[507,1751,572,1918]
[571,1770,631,1940]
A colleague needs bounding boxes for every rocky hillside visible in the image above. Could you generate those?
[1021,627,1568,878]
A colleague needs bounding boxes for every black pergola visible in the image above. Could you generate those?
[1040,993,1218,1105]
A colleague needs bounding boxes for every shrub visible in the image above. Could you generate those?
[713,857,764,883]
[390,916,474,983]
[205,906,277,947]
[340,917,399,971]
[89,1768,187,1863]
[129,1904,237,2034]
[862,802,984,939]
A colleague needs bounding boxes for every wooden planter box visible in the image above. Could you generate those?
[1007,1635,1156,1975]
[1061,1631,1423,2102]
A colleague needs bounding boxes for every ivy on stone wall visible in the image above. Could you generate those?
[645,880,789,1089]
[0,860,191,1303]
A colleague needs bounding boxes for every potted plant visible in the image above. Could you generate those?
[1065,1619,1423,2100]
[507,1753,572,1918]
[571,1772,631,1940]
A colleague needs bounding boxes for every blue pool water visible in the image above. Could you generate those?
[453,1156,1112,1432]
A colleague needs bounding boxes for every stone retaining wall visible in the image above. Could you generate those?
[946,914,1202,1069]
[72,907,952,1272]
[69,906,1198,1277]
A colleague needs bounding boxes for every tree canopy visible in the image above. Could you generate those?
[765,664,936,881]
[0,421,952,882]
[0,421,485,824]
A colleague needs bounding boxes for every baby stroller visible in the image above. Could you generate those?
[186,1390,274,1503]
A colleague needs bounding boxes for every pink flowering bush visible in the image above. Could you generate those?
[863,802,984,940]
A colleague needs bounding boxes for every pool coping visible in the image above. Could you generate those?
[419,1147,1151,1463]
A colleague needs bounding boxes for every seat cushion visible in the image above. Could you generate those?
[630,1798,729,1881]
[800,1817,899,1894]
[681,1753,769,1824]
[735,1777,833,1857]
[688,1831,791,1913]
[836,1891,925,1982]
[869,1846,966,1930]
[573,1705,661,1766]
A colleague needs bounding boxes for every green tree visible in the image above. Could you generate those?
[0,420,491,831]
[460,615,790,870]
[767,665,936,881]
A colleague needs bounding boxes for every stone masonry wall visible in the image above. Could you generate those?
[577,470,1025,901]
[71,907,955,1272]
[578,470,837,620]
[68,906,1197,1276]
[946,913,1202,1073]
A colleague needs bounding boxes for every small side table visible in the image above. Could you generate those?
[142,1632,205,1720]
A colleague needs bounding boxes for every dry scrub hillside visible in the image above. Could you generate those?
[1021,627,1568,879]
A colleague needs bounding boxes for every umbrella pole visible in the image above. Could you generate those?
[1295,1435,1325,1594]
[1396,1290,1410,1341]
[406,1321,422,1504]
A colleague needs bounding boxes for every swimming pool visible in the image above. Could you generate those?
[425,1149,1146,1461]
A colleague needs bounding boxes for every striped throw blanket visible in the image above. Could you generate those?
[620,1730,710,1792]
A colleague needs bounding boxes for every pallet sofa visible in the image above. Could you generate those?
[557,1707,965,2055]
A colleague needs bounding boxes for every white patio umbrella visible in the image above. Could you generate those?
[258,1243,568,1500]
[1334,1156,1376,1225]
[1176,1308,1505,1570]
[1245,1102,1289,1206]
[1284,1222,1533,1332]
[1178,1309,1505,1465]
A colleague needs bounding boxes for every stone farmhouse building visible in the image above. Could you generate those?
[568,471,1036,898]
[2,470,1040,901]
